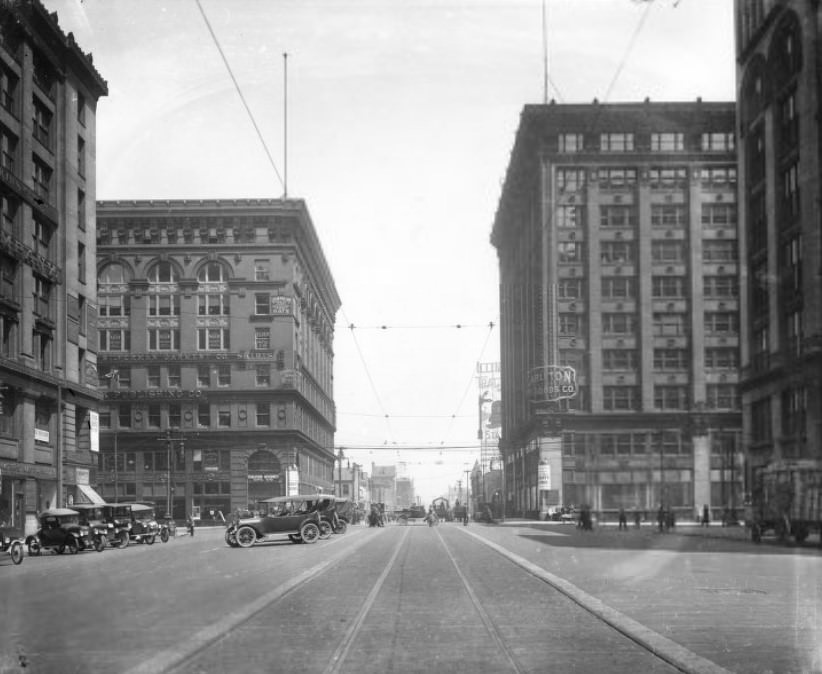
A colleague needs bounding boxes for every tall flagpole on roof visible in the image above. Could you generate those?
[283,52,288,199]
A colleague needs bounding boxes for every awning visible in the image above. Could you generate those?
[76,484,106,504]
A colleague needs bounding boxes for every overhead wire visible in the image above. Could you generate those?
[194,0,285,193]
[601,0,654,103]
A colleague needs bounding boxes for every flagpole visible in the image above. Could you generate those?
[283,52,288,198]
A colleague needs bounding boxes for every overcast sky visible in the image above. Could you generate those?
[45,0,735,503]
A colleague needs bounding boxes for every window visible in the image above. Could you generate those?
[558,133,583,153]
[168,365,181,388]
[197,293,228,316]
[652,276,686,298]
[32,274,51,317]
[652,241,685,263]
[197,366,210,388]
[785,309,802,357]
[255,365,270,387]
[700,167,736,188]
[559,314,583,336]
[148,328,180,351]
[650,132,684,151]
[704,312,738,335]
[598,168,637,189]
[197,261,225,282]
[778,90,798,148]
[555,205,584,228]
[653,349,688,370]
[705,348,738,369]
[600,241,635,264]
[77,135,85,176]
[255,293,270,315]
[701,132,735,152]
[255,327,271,349]
[781,386,806,436]
[703,276,738,298]
[147,366,161,388]
[651,204,687,227]
[78,243,86,282]
[557,168,586,192]
[254,260,270,281]
[217,364,231,387]
[148,404,161,428]
[0,314,16,357]
[149,294,180,316]
[218,409,231,427]
[32,156,52,200]
[197,403,210,428]
[0,65,18,115]
[118,404,131,429]
[701,203,736,227]
[148,261,178,283]
[751,397,772,444]
[99,329,130,351]
[707,385,739,410]
[77,91,85,125]
[558,279,584,299]
[0,253,17,301]
[648,167,687,189]
[32,219,52,258]
[702,241,737,262]
[602,386,639,411]
[168,402,181,428]
[600,133,634,152]
[653,313,686,336]
[197,328,229,351]
[602,349,638,370]
[32,98,51,148]
[601,313,636,335]
[600,205,637,228]
[0,385,16,435]
[1,194,19,236]
[781,162,800,221]
[654,385,688,410]
[98,264,130,316]
[557,241,583,262]
[0,125,16,171]
[601,277,636,299]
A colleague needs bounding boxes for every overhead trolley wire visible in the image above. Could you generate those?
[195,0,286,193]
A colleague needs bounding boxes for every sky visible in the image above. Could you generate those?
[44,0,736,503]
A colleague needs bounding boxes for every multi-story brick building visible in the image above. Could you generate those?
[0,1,107,534]
[492,100,743,521]
[735,2,822,482]
[95,199,339,522]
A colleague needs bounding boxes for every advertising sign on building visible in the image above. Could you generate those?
[529,365,578,403]
[538,461,551,490]
[89,411,99,453]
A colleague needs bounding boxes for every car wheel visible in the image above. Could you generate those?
[335,521,348,535]
[65,537,79,555]
[288,534,302,544]
[145,535,156,545]
[318,520,333,539]
[93,537,105,553]
[160,528,170,543]
[236,526,257,548]
[300,522,320,544]
[10,541,23,565]
[28,541,40,556]
[116,531,129,549]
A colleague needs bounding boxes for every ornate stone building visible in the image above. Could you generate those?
[95,199,340,521]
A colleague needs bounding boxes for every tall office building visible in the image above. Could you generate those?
[735,3,822,479]
[95,199,340,521]
[492,100,742,521]
[0,1,107,534]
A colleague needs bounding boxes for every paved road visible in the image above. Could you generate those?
[0,521,818,673]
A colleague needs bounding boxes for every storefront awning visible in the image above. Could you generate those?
[76,484,105,504]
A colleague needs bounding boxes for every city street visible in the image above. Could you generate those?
[0,521,818,673]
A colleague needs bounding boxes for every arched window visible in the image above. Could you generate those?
[247,450,281,473]
[769,12,802,87]
[741,55,768,129]
[197,261,227,283]
[147,260,179,284]
[98,263,130,317]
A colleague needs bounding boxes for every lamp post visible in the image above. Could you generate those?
[464,467,471,517]
[336,447,345,497]
[104,369,120,502]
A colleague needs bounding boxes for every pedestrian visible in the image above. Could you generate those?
[657,504,665,532]
[633,508,641,529]
[618,507,627,531]
[186,515,195,537]
[701,504,710,527]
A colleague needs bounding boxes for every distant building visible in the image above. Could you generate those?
[395,475,415,508]
[95,199,340,520]
[369,464,397,512]
[492,100,741,520]
[0,1,107,534]
[734,2,822,480]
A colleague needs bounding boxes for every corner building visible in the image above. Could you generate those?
[735,3,822,485]
[492,101,743,521]
[0,2,107,534]
[95,199,340,521]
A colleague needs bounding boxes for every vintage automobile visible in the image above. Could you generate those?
[396,504,428,525]
[224,495,324,547]
[0,527,24,565]
[27,508,102,555]
[331,496,355,534]
[120,502,169,544]
[72,503,120,550]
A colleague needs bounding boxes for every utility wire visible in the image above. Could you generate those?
[195,0,286,193]
[601,0,653,102]
[346,322,495,331]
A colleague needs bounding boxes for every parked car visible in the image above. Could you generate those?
[396,505,427,525]
[119,502,168,544]
[72,503,118,550]
[224,495,324,548]
[27,508,102,555]
[548,506,577,523]
[100,503,133,548]
[0,527,24,565]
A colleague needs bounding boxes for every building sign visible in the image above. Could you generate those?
[287,466,299,496]
[271,296,293,315]
[538,461,551,490]
[89,411,99,453]
[34,428,49,443]
[75,468,90,486]
[248,473,280,482]
[529,365,578,402]
[105,389,204,400]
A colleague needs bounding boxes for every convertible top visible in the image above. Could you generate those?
[260,494,335,504]
[39,508,80,517]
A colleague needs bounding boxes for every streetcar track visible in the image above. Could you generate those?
[434,526,523,673]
